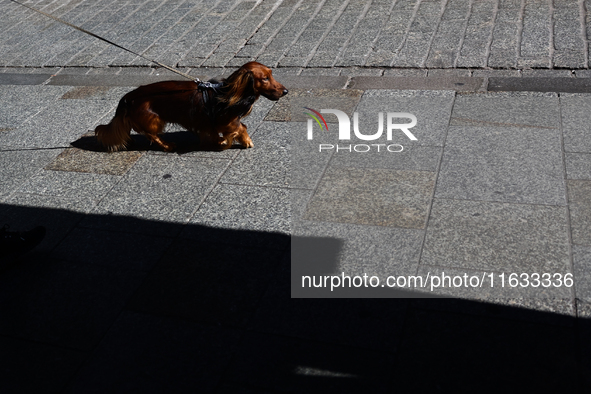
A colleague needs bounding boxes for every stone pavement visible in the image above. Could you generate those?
[1,0,591,393]
[3,0,591,71]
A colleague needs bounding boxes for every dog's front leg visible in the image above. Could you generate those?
[235,122,254,148]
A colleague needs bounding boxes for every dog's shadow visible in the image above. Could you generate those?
[72,131,245,154]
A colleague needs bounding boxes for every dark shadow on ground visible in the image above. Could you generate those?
[71,131,247,154]
[0,204,589,393]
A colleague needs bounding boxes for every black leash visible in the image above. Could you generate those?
[9,0,197,82]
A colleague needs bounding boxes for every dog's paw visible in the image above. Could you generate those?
[162,142,176,152]
[240,136,254,148]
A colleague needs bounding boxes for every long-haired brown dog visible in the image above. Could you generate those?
[95,62,287,152]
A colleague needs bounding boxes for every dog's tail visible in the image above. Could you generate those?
[95,98,132,151]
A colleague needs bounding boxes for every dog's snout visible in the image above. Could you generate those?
[282,88,288,96]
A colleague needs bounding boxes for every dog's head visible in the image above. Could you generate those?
[244,61,288,101]
[224,62,288,106]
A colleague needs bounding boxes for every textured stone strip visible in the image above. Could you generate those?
[456,0,497,68]
[552,0,586,68]
[143,0,232,66]
[418,0,449,68]
[254,0,326,67]
[86,0,178,67]
[2,0,82,66]
[129,0,212,65]
[290,0,350,67]
[63,0,158,67]
[9,0,98,67]
[584,0,591,68]
[3,0,63,38]
[488,0,520,68]
[452,0,473,67]
[109,0,196,66]
[425,0,470,68]
[1,0,45,33]
[518,0,552,68]
[241,0,314,68]
[580,0,589,68]
[391,0,444,67]
[365,0,408,67]
[41,0,120,67]
[196,0,265,67]
[312,0,373,68]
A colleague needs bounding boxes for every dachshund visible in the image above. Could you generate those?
[94,62,288,152]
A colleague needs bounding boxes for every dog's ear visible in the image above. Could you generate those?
[225,68,254,106]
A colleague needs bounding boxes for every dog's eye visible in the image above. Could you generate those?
[262,77,269,82]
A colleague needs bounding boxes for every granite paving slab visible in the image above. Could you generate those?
[353,89,456,147]
[6,192,102,215]
[567,180,591,246]
[565,153,591,180]
[293,220,424,281]
[0,99,112,149]
[560,93,591,153]
[303,167,436,229]
[328,145,442,172]
[572,246,591,302]
[422,199,571,274]
[16,169,121,204]
[60,86,113,99]
[46,145,145,176]
[92,154,230,225]
[227,120,341,190]
[188,184,291,235]
[265,88,363,122]
[0,148,59,202]
[450,91,560,128]
[436,125,566,205]
[0,85,70,130]
[564,153,591,180]
[60,85,133,100]
[220,121,292,187]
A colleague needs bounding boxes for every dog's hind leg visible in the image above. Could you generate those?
[131,108,176,152]
[146,133,176,152]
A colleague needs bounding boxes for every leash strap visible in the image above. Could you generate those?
[9,0,197,81]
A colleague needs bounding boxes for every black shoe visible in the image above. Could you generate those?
[0,225,46,257]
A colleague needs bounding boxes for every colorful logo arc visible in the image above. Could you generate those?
[303,107,328,132]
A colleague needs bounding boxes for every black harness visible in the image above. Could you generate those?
[194,79,256,120]
[196,80,223,105]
